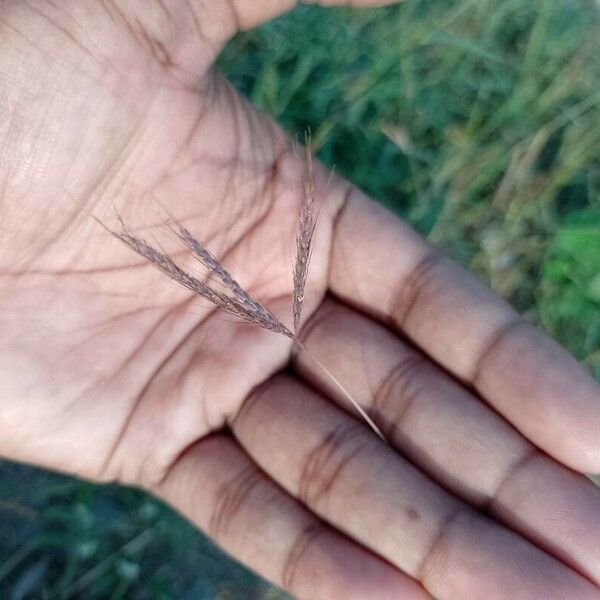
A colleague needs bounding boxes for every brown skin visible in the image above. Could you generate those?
[1,2,600,598]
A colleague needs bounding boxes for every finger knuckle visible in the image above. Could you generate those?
[298,420,369,508]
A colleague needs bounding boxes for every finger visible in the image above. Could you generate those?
[296,299,600,584]
[231,376,600,600]
[196,0,401,68]
[175,0,400,67]
[153,434,430,600]
[215,0,401,32]
[327,186,600,473]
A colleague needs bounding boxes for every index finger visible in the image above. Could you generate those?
[327,185,600,473]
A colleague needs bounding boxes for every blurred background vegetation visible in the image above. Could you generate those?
[1,0,599,597]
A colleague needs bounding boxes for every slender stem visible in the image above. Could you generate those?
[296,341,386,443]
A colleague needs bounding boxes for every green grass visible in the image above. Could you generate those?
[1,1,599,597]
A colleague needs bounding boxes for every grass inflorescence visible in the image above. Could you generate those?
[104,138,385,440]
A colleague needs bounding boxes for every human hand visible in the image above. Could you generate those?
[1,2,600,598]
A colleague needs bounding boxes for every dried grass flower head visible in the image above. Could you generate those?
[100,139,384,441]
[292,136,318,336]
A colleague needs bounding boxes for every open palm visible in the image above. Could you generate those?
[1,2,600,598]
